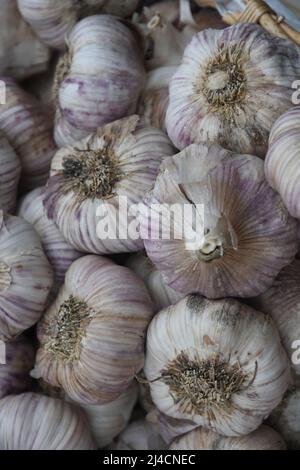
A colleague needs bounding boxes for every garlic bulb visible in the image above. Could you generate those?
[17,1,140,50]
[0,393,96,450]
[0,0,50,79]
[53,15,145,147]
[0,77,57,190]
[44,116,174,254]
[113,420,167,450]
[0,211,53,342]
[170,425,286,450]
[140,143,298,299]
[147,407,197,446]
[127,253,183,312]
[145,296,291,436]
[166,24,300,157]
[265,107,300,219]
[33,255,153,404]
[18,187,83,285]
[253,259,300,376]
[269,389,300,450]
[0,336,34,399]
[0,131,21,214]
[79,381,138,448]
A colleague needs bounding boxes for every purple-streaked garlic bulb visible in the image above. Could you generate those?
[79,381,138,448]
[170,425,286,450]
[127,253,183,312]
[0,393,96,450]
[140,143,298,299]
[32,255,153,404]
[265,107,300,219]
[0,0,50,79]
[269,389,300,450]
[0,131,21,214]
[0,77,57,190]
[0,336,34,399]
[0,211,53,342]
[147,407,197,446]
[18,187,83,285]
[44,116,174,254]
[112,420,167,450]
[145,296,291,436]
[253,259,300,377]
[166,24,300,157]
[17,1,140,50]
[53,15,145,147]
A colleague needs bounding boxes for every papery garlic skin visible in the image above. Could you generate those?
[0,131,21,214]
[0,77,57,190]
[127,253,183,312]
[140,143,297,299]
[45,116,174,255]
[18,187,83,285]
[0,336,34,399]
[0,211,53,342]
[112,420,167,450]
[0,0,50,79]
[147,407,197,446]
[269,389,300,450]
[34,255,153,405]
[145,296,291,437]
[79,381,138,448]
[54,15,145,147]
[166,24,300,156]
[170,425,286,450]
[265,107,300,219]
[0,393,96,450]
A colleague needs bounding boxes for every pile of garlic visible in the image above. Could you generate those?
[0,0,300,452]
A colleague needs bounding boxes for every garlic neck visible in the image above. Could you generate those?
[195,217,238,262]
[53,51,72,102]
[0,261,11,291]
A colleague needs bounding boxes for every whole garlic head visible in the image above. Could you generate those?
[166,24,300,157]
[33,255,153,404]
[145,296,291,436]
[53,15,145,147]
[0,211,53,342]
[0,131,21,214]
[170,425,286,450]
[269,389,300,450]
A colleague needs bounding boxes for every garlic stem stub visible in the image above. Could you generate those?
[33,255,153,404]
[53,15,145,147]
[166,24,300,157]
[145,296,291,437]
[140,143,298,299]
[0,131,21,214]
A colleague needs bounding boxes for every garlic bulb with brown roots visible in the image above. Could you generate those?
[0,131,21,214]
[145,296,291,436]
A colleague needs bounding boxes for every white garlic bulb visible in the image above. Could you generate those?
[33,255,153,404]
[113,420,167,450]
[269,389,300,450]
[127,253,183,312]
[53,15,145,147]
[0,211,53,342]
[0,131,21,214]
[0,393,96,450]
[0,0,50,79]
[170,425,286,450]
[166,24,300,157]
[0,77,57,190]
[0,335,34,399]
[265,106,300,219]
[140,143,298,299]
[17,1,140,50]
[44,116,174,255]
[18,187,83,285]
[79,381,138,448]
[145,296,291,437]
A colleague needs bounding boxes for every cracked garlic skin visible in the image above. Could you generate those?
[33,255,153,404]
[269,389,300,450]
[0,131,21,214]
[0,211,53,342]
[265,106,300,219]
[0,77,57,191]
[0,393,96,450]
[53,15,145,147]
[44,116,174,254]
[145,296,290,437]
[166,24,300,157]
[170,425,286,450]
[141,143,298,299]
